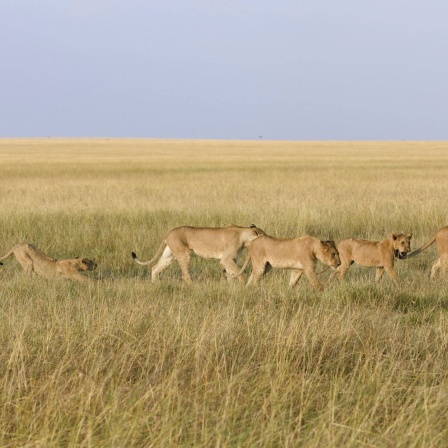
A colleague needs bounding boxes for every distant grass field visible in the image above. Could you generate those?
[1,138,448,447]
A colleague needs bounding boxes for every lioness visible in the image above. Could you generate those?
[132,224,265,283]
[229,235,341,291]
[334,233,412,283]
[406,226,448,279]
[0,243,97,281]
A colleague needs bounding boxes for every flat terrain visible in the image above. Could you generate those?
[1,139,447,447]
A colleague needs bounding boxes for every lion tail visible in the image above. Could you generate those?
[132,240,167,266]
[406,236,437,259]
[227,253,252,278]
[0,246,18,262]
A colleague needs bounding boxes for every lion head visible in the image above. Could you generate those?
[77,258,97,271]
[319,240,341,268]
[392,233,412,259]
[248,224,266,241]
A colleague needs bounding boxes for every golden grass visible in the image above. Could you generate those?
[1,138,448,447]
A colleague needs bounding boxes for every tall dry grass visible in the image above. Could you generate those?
[1,139,448,447]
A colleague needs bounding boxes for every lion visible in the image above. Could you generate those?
[132,224,265,283]
[228,235,341,291]
[406,226,448,279]
[0,243,97,281]
[333,233,412,283]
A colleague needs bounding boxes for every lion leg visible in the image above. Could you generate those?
[151,246,176,283]
[430,259,441,280]
[304,268,323,291]
[384,266,399,284]
[441,256,448,277]
[14,252,34,277]
[22,258,34,277]
[220,258,246,283]
[375,267,385,283]
[337,262,351,282]
[289,269,303,288]
[247,272,262,286]
[175,251,192,284]
[246,261,266,286]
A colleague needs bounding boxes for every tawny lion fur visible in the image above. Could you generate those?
[0,243,97,281]
[230,235,341,291]
[132,224,265,283]
[333,233,412,283]
[406,226,448,279]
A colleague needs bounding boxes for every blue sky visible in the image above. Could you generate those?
[1,1,447,140]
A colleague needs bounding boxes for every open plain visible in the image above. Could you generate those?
[1,139,448,447]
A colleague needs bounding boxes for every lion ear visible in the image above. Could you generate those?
[250,224,256,228]
[320,240,329,251]
[392,234,398,241]
[407,233,413,239]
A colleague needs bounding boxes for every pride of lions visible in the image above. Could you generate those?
[1,225,448,287]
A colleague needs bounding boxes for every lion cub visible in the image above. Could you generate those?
[334,233,412,283]
[0,243,97,281]
[231,235,341,291]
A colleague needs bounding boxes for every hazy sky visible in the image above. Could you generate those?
[1,1,447,140]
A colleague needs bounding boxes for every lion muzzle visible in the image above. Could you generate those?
[396,250,408,259]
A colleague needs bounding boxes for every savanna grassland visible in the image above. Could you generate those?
[1,139,448,448]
